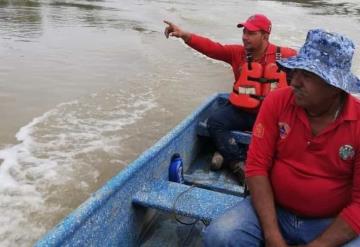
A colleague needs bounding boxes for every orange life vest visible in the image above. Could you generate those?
[229,47,288,110]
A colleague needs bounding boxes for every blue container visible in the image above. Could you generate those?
[168,154,184,183]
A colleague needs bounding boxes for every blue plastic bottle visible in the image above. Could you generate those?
[168,154,184,183]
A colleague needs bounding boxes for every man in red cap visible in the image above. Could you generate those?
[237,14,272,33]
[164,14,296,182]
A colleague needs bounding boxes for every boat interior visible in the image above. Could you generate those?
[138,122,251,246]
[34,94,253,246]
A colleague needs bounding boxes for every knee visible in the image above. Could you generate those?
[202,209,249,246]
[203,217,236,247]
[203,219,262,247]
[203,200,263,247]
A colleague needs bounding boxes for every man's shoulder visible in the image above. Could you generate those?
[280,47,297,58]
[269,86,293,97]
[266,87,294,106]
[221,44,246,59]
[268,43,297,58]
[349,94,360,115]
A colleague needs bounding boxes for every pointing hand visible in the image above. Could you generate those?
[163,20,190,42]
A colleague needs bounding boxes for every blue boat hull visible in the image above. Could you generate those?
[35,93,247,246]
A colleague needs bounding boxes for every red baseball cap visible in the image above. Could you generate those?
[237,14,272,33]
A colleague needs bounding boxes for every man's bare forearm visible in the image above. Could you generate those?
[247,176,287,247]
[307,217,357,247]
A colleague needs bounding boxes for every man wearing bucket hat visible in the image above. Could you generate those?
[164,15,296,182]
[203,29,360,246]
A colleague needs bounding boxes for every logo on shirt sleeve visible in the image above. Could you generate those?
[339,144,355,161]
[253,123,264,138]
[278,122,291,139]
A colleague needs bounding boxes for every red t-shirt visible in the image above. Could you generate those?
[187,34,297,82]
[246,87,360,234]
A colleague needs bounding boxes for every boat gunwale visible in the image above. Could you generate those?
[35,93,223,246]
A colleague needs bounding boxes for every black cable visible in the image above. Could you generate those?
[172,185,199,226]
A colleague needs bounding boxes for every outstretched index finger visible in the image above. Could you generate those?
[163,20,173,27]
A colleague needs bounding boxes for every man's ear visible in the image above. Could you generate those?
[263,32,270,41]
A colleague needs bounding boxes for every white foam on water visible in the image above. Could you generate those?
[0,89,157,246]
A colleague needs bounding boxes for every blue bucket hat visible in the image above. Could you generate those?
[277,29,360,93]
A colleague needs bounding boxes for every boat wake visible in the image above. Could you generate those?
[0,88,157,246]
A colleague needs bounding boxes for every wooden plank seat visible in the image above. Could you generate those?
[132,180,243,222]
